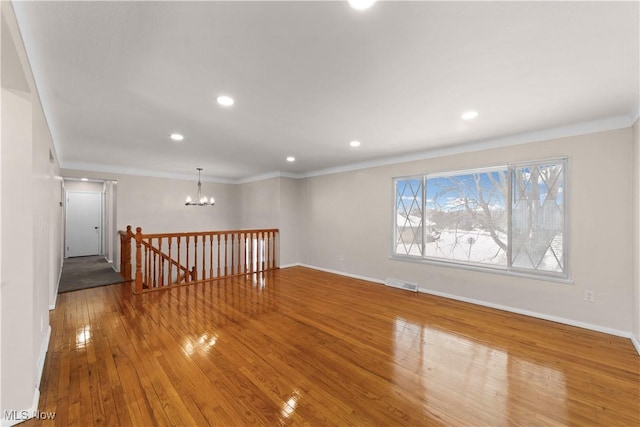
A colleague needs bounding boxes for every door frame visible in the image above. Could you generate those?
[64,189,104,258]
[62,177,118,265]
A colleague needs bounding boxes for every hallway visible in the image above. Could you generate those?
[58,256,128,293]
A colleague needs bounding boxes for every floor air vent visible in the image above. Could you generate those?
[384,278,419,293]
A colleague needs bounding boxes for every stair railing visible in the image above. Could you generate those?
[119,226,279,293]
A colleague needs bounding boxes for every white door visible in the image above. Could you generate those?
[66,191,102,257]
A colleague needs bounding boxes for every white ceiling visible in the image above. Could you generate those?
[12,1,640,182]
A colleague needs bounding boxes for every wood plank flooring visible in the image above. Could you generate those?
[25,266,639,426]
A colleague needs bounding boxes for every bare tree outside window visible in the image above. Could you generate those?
[425,170,508,265]
[392,159,567,279]
[394,177,423,257]
[511,163,565,273]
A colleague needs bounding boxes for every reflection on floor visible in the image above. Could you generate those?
[26,266,640,426]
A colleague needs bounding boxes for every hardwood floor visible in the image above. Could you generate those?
[25,266,639,426]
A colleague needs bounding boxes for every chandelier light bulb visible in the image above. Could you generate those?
[185,196,192,204]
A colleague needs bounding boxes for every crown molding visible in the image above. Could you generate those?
[63,114,635,185]
[298,114,634,179]
[61,162,237,184]
[234,171,301,184]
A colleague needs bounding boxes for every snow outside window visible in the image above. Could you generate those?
[392,159,567,279]
[394,177,423,257]
[425,168,509,267]
[511,162,565,274]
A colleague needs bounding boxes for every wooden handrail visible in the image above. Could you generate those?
[135,228,280,239]
[140,240,191,288]
[119,226,279,294]
[141,240,190,274]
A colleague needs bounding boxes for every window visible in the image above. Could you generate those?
[394,177,423,257]
[424,167,509,266]
[393,159,567,279]
[510,162,565,273]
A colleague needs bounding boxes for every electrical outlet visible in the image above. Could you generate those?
[339,254,344,262]
[584,290,595,303]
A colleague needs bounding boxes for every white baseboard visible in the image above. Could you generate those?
[279,263,301,269]
[36,325,51,389]
[0,390,41,427]
[416,286,631,339]
[49,267,63,310]
[297,263,634,341]
[1,326,51,427]
[631,334,640,356]
[297,263,385,285]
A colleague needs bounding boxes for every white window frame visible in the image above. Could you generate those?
[393,175,425,258]
[391,158,570,283]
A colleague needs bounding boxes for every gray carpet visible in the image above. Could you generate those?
[59,256,129,293]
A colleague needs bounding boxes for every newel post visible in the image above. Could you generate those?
[135,227,143,293]
[119,230,127,279]
[123,225,133,280]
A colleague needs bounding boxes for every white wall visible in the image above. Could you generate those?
[48,173,63,308]
[237,176,303,267]
[1,2,61,422]
[279,178,302,267]
[1,6,3,411]
[301,128,634,335]
[61,169,240,234]
[633,118,640,351]
[104,180,116,263]
[63,180,103,192]
[238,177,280,229]
[1,69,35,422]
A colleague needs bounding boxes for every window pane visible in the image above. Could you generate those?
[511,162,565,273]
[394,178,423,256]
[425,170,508,266]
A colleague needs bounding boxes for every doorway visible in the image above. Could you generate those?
[60,178,120,293]
[65,190,102,257]
[62,177,117,263]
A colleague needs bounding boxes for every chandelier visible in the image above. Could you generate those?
[185,168,215,206]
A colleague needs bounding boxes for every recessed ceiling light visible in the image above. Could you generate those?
[348,0,377,11]
[216,95,234,106]
[81,178,88,182]
[350,140,361,147]
[170,133,184,141]
[461,111,479,120]
[286,156,295,162]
